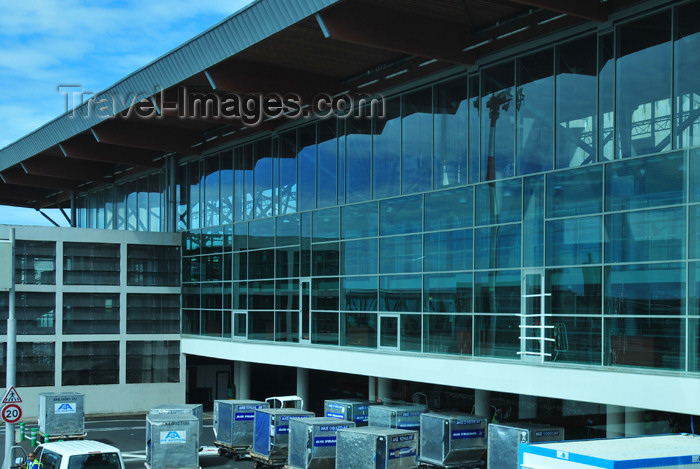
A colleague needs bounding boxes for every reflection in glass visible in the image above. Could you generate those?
[468,75,480,184]
[341,276,378,311]
[342,239,378,276]
[313,277,339,311]
[248,280,275,310]
[346,118,372,203]
[424,229,473,272]
[691,149,700,203]
[380,195,422,236]
[476,178,522,225]
[298,124,317,212]
[312,242,340,277]
[474,224,521,270]
[275,311,299,343]
[254,139,274,218]
[401,314,421,352]
[248,311,274,341]
[546,216,601,266]
[317,120,338,208]
[380,275,421,312]
[690,318,700,372]
[341,201,378,239]
[249,218,275,249]
[481,62,515,181]
[435,76,468,189]
[278,131,297,215]
[220,151,233,224]
[424,273,472,313]
[276,214,300,247]
[523,175,544,267]
[204,154,220,226]
[234,145,254,221]
[474,315,519,358]
[605,317,684,370]
[424,314,472,355]
[547,267,601,315]
[599,34,615,161]
[676,2,700,148]
[313,208,340,242]
[425,186,473,231]
[605,263,685,315]
[380,235,422,274]
[379,315,398,348]
[557,35,597,168]
[403,88,432,194]
[312,312,339,345]
[373,98,401,199]
[517,49,554,175]
[474,270,520,314]
[605,207,685,263]
[616,12,672,158]
[547,166,603,218]
[548,316,601,364]
[341,312,377,348]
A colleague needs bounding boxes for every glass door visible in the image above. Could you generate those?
[518,269,552,363]
[299,278,311,342]
[378,314,399,350]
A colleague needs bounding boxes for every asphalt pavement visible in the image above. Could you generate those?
[3,414,255,469]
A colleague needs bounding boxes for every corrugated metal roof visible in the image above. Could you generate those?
[0,0,340,172]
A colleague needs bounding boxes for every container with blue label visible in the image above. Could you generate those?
[487,422,564,469]
[336,426,419,469]
[519,434,700,469]
[38,392,85,438]
[145,413,200,469]
[287,417,355,469]
[324,398,380,426]
[252,408,315,464]
[150,404,204,446]
[213,399,269,452]
[419,412,488,468]
[368,403,428,433]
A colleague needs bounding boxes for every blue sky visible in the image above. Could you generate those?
[0,0,254,227]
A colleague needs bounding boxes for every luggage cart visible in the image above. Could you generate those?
[213,399,269,459]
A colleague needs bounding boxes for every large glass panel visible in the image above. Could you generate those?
[425,186,473,231]
[547,165,603,218]
[424,315,472,355]
[676,2,700,148]
[474,270,520,314]
[201,255,223,282]
[233,282,247,310]
[605,317,684,370]
[248,311,274,341]
[182,255,200,283]
[549,316,601,365]
[599,33,615,161]
[481,61,515,181]
[63,293,119,334]
[148,174,161,232]
[341,201,378,239]
[115,184,126,230]
[346,117,372,203]
[380,275,421,312]
[548,267,602,316]
[126,341,179,384]
[435,76,468,189]
[15,292,54,335]
[127,294,180,334]
[380,235,422,274]
[298,124,317,212]
[605,263,685,315]
[17,343,55,387]
[248,281,275,310]
[312,312,339,345]
[248,250,275,279]
[342,239,378,276]
[176,164,189,231]
[249,218,275,249]
[63,341,119,385]
[312,242,340,277]
[475,178,522,225]
[690,317,700,372]
[201,226,223,255]
[693,206,700,259]
[523,175,544,267]
[474,315,519,358]
[201,282,223,311]
[401,314,422,352]
[341,312,376,348]
[605,152,685,211]
[278,131,297,215]
[182,309,200,335]
[64,243,120,285]
[234,145,254,220]
[616,12,672,158]
[15,241,55,285]
[313,208,340,242]
[474,224,521,270]
[221,151,234,224]
[254,139,274,218]
[517,48,554,175]
[402,88,432,194]
[468,75,480,184]
[373,98,401,199]
[313,277,339,311]
[546,216,601,266]
[557,35,597,168]
[137,177,148,231]
[275,279,299,311]
[126,180,138,231]
[203,154,220,227]
[424,229,472,272]
[605,207,685,263]
[691,262,700,317]
[380,195,422,236]
[301,212,311,277]
[341,276,377,311]
[128,245,180,286]
[317,119,338,208]
[182,284,200,309]
[424,272,472,313]
[277,214,300,247]
[692,149,700,203]
[276,247,299,278]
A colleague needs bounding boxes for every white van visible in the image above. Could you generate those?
[31,440,126,469]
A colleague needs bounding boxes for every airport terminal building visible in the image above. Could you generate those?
[0,0,698,435]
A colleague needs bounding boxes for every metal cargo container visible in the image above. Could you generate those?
[336,426,419,469]
[288,417,355,469]
[149,404,203,445]
[419,412,487,468]
[324,399,379,426]
[146,413,200,469]
[519,434,700,469]
[38,392,85,437]
[487,422,564,469]
[213,399,269,451]
[251,408,314,464]
[368,404,428,432]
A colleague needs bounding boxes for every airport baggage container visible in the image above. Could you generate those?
[368,404,427,432]
[287,417,355,469]
[150,404,203,445]
[324,399,379,426]
[213,399,269,454]
[487,422,564,469]
[251,408,314,465]
[38,392,85,439]
[336,426,419,469]
[419,412,487,468]
[146,413,200,469]
[519,433,700,469]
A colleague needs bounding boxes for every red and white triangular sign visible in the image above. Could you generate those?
[2,386,22,404]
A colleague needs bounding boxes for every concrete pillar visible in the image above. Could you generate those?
[237,362,250,400]
[475,390,491,420]
[296,368,309,409]
[606,405,624,438]
[378,378,391,402]
[369,377,377,401]
[519,394,537,420]
[625,407,645,437]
